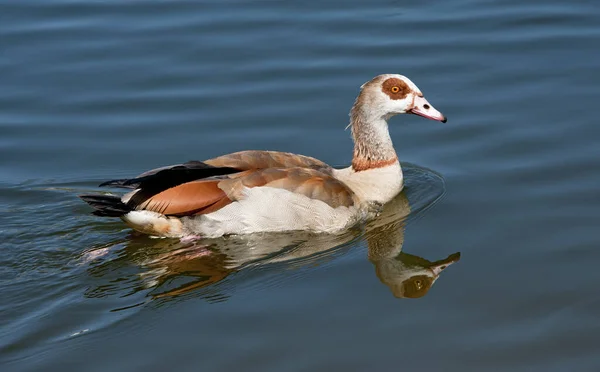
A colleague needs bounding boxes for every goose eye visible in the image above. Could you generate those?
[391,86,400,93]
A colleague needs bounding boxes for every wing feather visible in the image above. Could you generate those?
[89,151,352,218]
[136,180,232,216]
[205,151,332,173]
[220,168,356,208]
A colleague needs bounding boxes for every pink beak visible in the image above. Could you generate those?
[410,95,447,123]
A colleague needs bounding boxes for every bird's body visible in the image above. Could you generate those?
[80,74,446,238]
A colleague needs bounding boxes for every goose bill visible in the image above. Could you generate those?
[410,95,447,123]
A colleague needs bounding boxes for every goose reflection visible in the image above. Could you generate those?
[84,187,460,301]
[365,191,460,298]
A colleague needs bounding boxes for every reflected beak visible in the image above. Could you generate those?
[410,95,447,123]
[429,252,461,276]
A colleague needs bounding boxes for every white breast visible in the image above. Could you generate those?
[332,162,403,205]
[182,186,363,238]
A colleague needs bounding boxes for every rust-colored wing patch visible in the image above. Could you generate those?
[136,180,232,216]
[219,168,356,208]
[205,151,331,173]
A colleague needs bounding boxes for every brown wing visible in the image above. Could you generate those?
[219,167,356,208]
[111,152,346,217]
[130,151,330,181]
[132,167,355,217]
[134,180,233,216]
[205,151,332,173]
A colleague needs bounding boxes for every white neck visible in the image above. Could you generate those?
[333,161,403,205]
[331,102,404,205]
[350,98,398,171]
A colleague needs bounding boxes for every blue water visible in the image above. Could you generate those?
[1,0,600,371]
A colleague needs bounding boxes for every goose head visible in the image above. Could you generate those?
[374,252,461,299]
[356,74,447,123]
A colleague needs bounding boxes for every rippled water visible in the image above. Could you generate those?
[1,0,600,371]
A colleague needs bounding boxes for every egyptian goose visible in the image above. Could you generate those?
[80,74,446,238]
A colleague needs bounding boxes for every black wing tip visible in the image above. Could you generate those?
[98,179,137,188]
[79,194,132,217]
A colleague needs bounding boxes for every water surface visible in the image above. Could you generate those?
[1,0,600,371]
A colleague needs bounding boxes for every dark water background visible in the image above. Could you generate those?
[1,0,600,371]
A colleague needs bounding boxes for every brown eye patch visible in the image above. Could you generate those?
[382,78,410,100]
